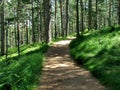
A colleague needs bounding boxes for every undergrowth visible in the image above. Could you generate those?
[0,43,49,90]
[69,25,120,90]
[52,33,76,42]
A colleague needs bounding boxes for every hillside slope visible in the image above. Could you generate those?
[69,26,120,90]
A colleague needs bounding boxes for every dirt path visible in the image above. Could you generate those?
[38,38,106,90]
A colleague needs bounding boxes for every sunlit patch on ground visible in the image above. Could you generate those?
[53,40,71,46]
[38,38,106,90]
[45,63,69,68]
[53,37,75,46]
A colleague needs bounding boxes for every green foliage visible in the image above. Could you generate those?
[52,33,76,42]
[69,26,120,90]
[52,37,68,42]
[21,0,31,4]
[6,43,48,59]
[0,44,49,90]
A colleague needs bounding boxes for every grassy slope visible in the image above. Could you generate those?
[69,26,120,90]
[0,43,49,90]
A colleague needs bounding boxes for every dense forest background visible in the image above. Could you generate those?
[0,0,120,56]
[0,0,120,90]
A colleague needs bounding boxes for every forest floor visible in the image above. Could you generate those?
[38,37,106,90]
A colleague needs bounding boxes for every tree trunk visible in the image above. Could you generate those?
[14,8,17,46]
[80,0,84,32]
[0,1,5,56]
[40,9,43,42]
[55,0,57,39]
[108,0,113,26]
[95,0,98,30]
[62,0,69,37]
[17,0,21,56]
[118,0,120,24]
[26,20,29,44]
[32,0,36,43]
[88,0,92,30]
[65,0,69,36]
[43,0,52,43]
[76,0,80,37]
[6,22,8,60]
[60,0,64,37]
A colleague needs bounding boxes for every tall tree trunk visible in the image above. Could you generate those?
[62,1,66,37]
[60,0,64,37]
[6,22,8,60]
[17,0,20,55]
[88,0,92,30]
[65,0,69,36]
[32,0,36,43]
[26,20,29,44]
[14,8,17,46]
[40,9,43,42]
[43,0,52,43]
[108,0,113,26]
[118,0,120,24]
[0,1,5,56]
[80,0,84,32]
[76,0,80,37]
[84,0,87,29]
[95,0,98,30]
[37,2,41,42]
[55,0,57,39]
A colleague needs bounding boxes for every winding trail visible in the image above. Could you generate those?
[38,37,106,90]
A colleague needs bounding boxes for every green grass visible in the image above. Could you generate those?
[69,26,120,90]
[0,43,49,90]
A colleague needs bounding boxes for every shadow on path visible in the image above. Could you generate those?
[38,38,106,90]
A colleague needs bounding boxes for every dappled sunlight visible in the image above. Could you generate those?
[53,37,75,46]
[39,38,105,90]
[44,56,74,69]
[22,46,40,54]
[0,56,6,62]
[54,56,63,59]
[70,28,120,90]
[53,40,72,46]
[45,63,69,68]
[40,64,104,90]
[8,53,18,58]
[0,44,48,90]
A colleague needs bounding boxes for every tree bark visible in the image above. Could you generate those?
[17,0,21,55]
[95,0,98,30]
[31,0,36,43]
[80,0,84,32]
[88,0,92,30]
[0,1,5,55]
[76,0,80,37]
[65,0,69,36]
[43,0,52,43]
[26,20,29,44]
[108,0,112,26]
[118,0,120,24]
[60,0,64,37]
[55,0,57,39]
